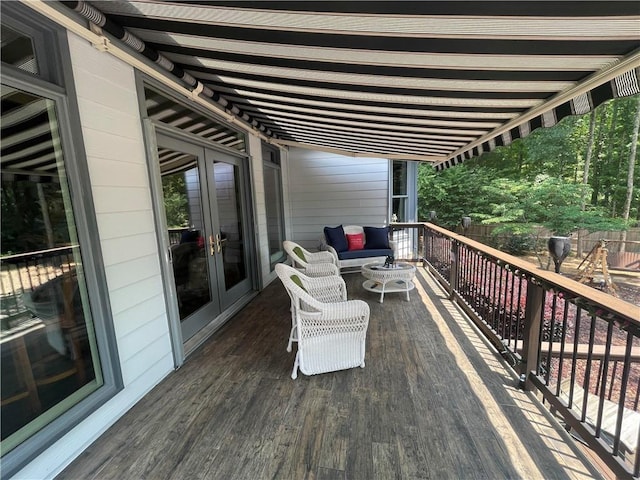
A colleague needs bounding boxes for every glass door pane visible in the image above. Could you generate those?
[159,151,211,320]
[156,137,220,342]
[212,161,247,291]
[156,134,253,341]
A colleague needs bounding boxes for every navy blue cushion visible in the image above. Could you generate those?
[324,225,348,253]
[363,226,390,249]
[337,248,393,260]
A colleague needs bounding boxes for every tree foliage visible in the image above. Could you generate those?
[419,95,640,238]
[1,181,71,255]
[162,174,189,228]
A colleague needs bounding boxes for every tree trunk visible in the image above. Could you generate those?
[606,103,620,216]
[37,183,55,248]
[578,110,597,257]
[589,109,607,206]
[619,96,640,254]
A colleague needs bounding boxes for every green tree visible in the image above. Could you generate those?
[162,174,189,228]
[418,164,494,228]
[418,94,639,250]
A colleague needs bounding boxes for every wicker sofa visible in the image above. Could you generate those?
[320,225,396,272]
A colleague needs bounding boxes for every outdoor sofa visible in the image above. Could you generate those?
[320,225,396,272]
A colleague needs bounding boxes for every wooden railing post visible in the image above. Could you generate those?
[449,241,459,299]
[521,279,544,390]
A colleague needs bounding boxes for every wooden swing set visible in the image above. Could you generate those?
[574,239,619,297]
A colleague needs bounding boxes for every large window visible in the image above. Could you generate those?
[1,6,120,477]
[392,161,409,222]
[1,85,103,451]
[391,160,417,223]
[262,144,286,269]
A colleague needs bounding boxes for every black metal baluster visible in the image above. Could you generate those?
[507,268,516,349]
[536,287,547,378]
[515,273,524,352]
[607,361,617,401]
[555,298,570,398]
[499,265,507,341]
[580,312,598,423]
[614,330,634,456]
[490,261,499,331]
[545,291,558,386]
[594,361,603,397]
[568,307,582,410]
[473,252,481,314]
[459,246,467,300]
[481,258,489,324]
[595,321,614,439]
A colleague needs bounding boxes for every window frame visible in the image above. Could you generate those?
[390,160,418,223]
[1,5,122,478]
[262,143,287,270]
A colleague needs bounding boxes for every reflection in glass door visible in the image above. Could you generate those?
[156,134,253,343]
[159,150,212,321]
[212,161,247,292]
[156,137,220,342]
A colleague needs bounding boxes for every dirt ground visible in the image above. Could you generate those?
[518,251,640,306]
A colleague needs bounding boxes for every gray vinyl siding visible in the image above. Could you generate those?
[286,147,390,250]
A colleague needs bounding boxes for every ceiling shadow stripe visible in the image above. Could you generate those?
[207,82,526,114]
[187,2,640,17]
[146,43,588,82]
[252,114,477,141]
[239,104,492,133]
[107,15,639,56]
[234,96,501,130]
[254,121,469,149]
[183,65,555,99]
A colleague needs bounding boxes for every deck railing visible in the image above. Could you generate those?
[392,222,639,479]
[1,247,76,329]
[390,223,425,262]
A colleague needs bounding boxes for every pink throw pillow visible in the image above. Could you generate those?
[346,233,364,251]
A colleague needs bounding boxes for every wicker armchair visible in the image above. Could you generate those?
[283,240,339,277]
[276,263,369,379]
[276,263,348,353]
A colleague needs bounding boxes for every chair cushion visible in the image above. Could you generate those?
[363,226,390,249]
[337,248,393,260]
[291,274,307,292]
[292,246,306,262]
[346,233,364,251]
[324,225,348,252]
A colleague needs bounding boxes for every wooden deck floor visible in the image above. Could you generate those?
[58,267,602,480]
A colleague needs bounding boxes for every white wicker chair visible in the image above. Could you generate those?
[276,263,369,379]
[276,263,348,353]
[283,240,339,277]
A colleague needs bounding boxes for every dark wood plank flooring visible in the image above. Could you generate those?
[58,267,602,480]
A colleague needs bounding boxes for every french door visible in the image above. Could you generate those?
[155,133,252,343]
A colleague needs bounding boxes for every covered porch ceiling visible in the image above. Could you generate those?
[62,1,640,169]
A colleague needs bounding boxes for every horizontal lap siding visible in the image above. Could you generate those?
[287,148,389,249]
[16,32,174,479]
[69,34,173,383]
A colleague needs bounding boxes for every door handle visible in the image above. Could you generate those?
[216,233,227,253]
[209,235,215,256]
